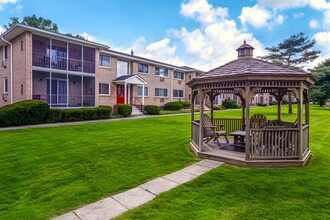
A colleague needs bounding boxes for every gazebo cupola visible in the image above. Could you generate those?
[236,40,254,59]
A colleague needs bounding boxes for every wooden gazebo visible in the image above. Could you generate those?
[187,41,316,167]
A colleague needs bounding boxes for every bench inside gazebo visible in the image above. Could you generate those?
[187,41,315,167]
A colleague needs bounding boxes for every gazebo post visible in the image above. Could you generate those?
[198,88,204,152]
[277,91,282,121]
[298,82,304,160]
[210,91,214,121]
[245,85,251,160]
[191,90,195,140]
[242,99,245,130]
[305,91,310,124]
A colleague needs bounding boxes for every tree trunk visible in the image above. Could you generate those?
[288,93,293,114]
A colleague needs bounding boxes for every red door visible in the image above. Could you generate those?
[117,85,126,104]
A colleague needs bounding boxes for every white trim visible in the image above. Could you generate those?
[32,66,96,77]
[99,83,111,96]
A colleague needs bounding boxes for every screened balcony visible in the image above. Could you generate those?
[32,71,95,107]
[32,35,95,73]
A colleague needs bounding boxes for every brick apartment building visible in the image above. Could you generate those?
[0,24,271,110]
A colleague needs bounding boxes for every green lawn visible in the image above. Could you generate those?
[117,105,330,220]
[0,105,329,219]
[0,115,198,219]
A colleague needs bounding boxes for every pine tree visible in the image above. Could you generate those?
[260,33,320,113]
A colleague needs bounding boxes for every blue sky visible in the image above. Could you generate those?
[0,0,329,70]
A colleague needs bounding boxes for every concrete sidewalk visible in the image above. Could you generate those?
[53,159,224,220]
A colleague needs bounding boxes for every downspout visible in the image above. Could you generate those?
[1,36,13,104]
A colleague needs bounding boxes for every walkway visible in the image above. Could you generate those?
[53,159,224,220]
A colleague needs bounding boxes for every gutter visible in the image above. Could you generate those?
[1,36,13,104]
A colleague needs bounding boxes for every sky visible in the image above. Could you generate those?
[0,0,329,71]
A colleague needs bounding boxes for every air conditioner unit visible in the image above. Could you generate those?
[178,80,181,84]
[160,98,164,102]
[160,77,165,82]
[2,94,8,101]
[2,60,7,68]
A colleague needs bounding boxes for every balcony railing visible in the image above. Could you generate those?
[32,52,95,73]
[33,94,95,107]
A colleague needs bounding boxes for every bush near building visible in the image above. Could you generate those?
[223,99,239,109]
[118,104,132,117]
[0,100,49,127]
[144,105,160,115]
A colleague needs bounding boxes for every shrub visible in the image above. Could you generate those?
[222,99,239,109]
[96,106,111,119]
[118,104,132,117]
[181,101,191,108]
[0,100,49,127]
[81,108,98,120]
[46,108,62,123]
[213,105,225,110]
[269,101,278,106]
[62,109,84,122]
[164,102,183,110]
[144,105,160,115]
[257,103,267,107]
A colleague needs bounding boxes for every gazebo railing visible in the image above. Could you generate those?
[250,128,299,159]
[212,118,242,135]
[302,125,309,156]
[191,121,200,150]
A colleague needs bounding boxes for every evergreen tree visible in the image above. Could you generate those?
[310,59,330,106]
[260,33,321,113]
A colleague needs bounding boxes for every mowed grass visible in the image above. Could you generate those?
[117,105,330,220]
[0,115,198,219]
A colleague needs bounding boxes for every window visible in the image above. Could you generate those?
[117,60,129,77]
[138,86,148,96]
[99,55,110,67]
[155,88,168,97]
[21,84,23,95]
[174,71,184,80]
[3,45,8,59]
[138,63,148,73]
[173,89,184,98]
[99,83,110,95]
[155,67,168,77]
[21,41,24,51]
[3,78,8,93]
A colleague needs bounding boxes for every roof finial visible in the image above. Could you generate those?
[244,40,246,44]
[131,49,134,56]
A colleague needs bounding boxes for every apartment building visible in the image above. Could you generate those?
[0,24,202,110]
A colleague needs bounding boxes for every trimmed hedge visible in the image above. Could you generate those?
[164,102,183,110]
[257,103,267,107]
[181,101,191,108]
[118,104,132,117]
[46,108,62,123]
[223,99,239,109]
[144,105,160,115]
[96,106,111,119]
[213,105,225,110]
[0,100,49,127]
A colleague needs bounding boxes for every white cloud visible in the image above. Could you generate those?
[0,0,17,10]
[0,25,5,34]
[239,5,272,29]
[180,0,228,24]
[314,32,330,52]
[293,12,304,19]
[80,32,96,41]
[258,0,330,10]
[323,10,330,29]
[309,19,320,29]
[276,14,284,25]
[14,3,22,10]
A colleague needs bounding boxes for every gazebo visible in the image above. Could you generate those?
[187,41,315,167]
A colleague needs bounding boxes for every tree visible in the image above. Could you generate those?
[4,15,59,32]
[310,59,330,106]
[260,32,321,114]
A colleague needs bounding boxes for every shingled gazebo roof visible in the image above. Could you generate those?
[187,42,316,87]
